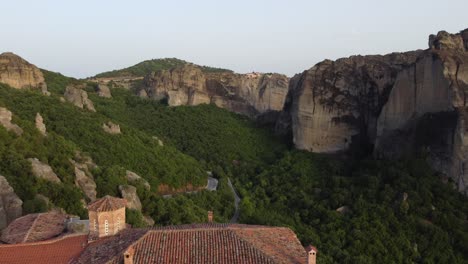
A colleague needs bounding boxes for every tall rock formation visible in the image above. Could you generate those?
[35,113,47,136]
[285,28,468,194]
[0,176,23,230]
[28,158,61,183]
[64,85,96,112]
[71,154,97,202]
[0,52,49,95]
[0,107,23,136]
[141,64,289,117]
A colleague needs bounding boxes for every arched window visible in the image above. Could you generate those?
[93,219,97,232]
[104,219,109,235]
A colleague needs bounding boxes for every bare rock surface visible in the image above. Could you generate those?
[283,28,468,194]
[35,113,46,136]
[102,121,121,134]
[0,107,23,135]
[0,176,23,230]
[141,64,289,118]
[125,170,150,190]
[119,185,142,211]
[0,52,48,95]
[71,154,97,202]
[96,84,112,98]
[28,158,61,183]
[64,85,96,112]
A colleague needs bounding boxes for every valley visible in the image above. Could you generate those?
[0,28,467,263]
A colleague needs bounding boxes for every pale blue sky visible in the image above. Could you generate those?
[1,0,467,78]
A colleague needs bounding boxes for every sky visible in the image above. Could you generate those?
[1,0,467,78]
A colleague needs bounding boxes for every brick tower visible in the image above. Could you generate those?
[88,196,126,238]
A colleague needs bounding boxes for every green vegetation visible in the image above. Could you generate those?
[1,70,467,263]
[94,58,232,78]
[234,152,468,263]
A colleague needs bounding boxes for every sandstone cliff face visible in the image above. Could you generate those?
[35,113,47,136]
[285,28,468,194]
[28,158,61,183]
[0,176,22,230]
[289,52,421,152]
[141,65,289,117]
[0,52,48,95]
[96,84,112,98]
[71,154,97,202]
[0,107,23,136]
[102,121,121,134]
[119,185,142,211]
[64,85,96,112]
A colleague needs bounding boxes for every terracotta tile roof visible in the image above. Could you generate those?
[74,224,306,264]
[1,211,67,244]
[87,195,126,212]
[0,234,87,264]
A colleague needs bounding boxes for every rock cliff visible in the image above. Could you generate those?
[28,158,61,183]
[0,176,22,230]
[64,85,96,112]
[0,52,49,95]
[284,28,468,194]
[141,64,289,117]
[119,185,142,211]
[0,107,23,136]
[71,153,97,202]
[35,113,46,136]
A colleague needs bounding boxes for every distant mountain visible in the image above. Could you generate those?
[93,58,232,78]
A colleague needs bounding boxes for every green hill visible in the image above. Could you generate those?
[93,58,232,78]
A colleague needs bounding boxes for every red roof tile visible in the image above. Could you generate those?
[87,195,126,212]
[1,212,67,244]
[0,234,87,264]
[74,224,306,264]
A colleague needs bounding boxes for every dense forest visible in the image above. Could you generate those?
[0,71,467,263]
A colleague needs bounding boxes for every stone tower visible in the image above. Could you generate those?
[88,196,126,238]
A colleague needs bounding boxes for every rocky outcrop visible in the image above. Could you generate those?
[0,107,23,135]
[71,154,97,202]
[0,176,23,230]
[28,158,61,183]
[119,185,142,211]
[96,84,112,98]
[284,28,468,194]
[35,113,46,136]
[64,85,96,112]
[0,52,49,95]
[125,170,150,190]
[141,65,289,118]
[102,121,121,134]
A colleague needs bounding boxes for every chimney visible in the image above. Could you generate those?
[208,211,213,223]
[306,245,317,264]
[123,246,135,264]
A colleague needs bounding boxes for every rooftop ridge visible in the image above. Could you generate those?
[22,213,43,243]
[0,233,87,248]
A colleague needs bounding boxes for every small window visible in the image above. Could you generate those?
[104,219,109,235]
[93,220,97,232]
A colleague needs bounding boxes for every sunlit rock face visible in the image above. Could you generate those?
[289,52,421,153]
[286,28,468,194]
[0,52,48,94]
[141,64,289,118]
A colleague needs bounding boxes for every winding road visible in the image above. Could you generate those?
[228,178,241,223]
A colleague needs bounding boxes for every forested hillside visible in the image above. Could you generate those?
[0,69,467,263]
